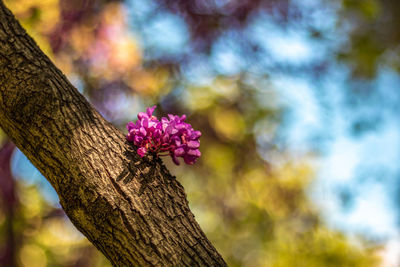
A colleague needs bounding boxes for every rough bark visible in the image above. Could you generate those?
[0,1,227,266]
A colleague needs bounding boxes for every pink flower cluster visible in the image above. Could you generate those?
[126,106,201,165]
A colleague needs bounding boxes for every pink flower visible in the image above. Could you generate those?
[126,106,201,165]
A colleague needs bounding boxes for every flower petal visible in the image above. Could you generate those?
[187,140,200,149]
[168,114,175,121]
[191,130,201,139]
[137,147,147,157]
[172,155,180,165]
[174,147,185,157]
[146,105,157,116]
[134,135,143,144]
[142,117,149,128]
[126,132,134,142]
[137,112,148,120]
[139,127,147,136]
[175,123,186,130]
[187,149,201,157]
[174,138,181,146]
[126,121,135,131]
[183,155,196,165]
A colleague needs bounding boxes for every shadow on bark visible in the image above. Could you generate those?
[117,143,168,195]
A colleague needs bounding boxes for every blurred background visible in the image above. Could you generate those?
[0,0,399,266]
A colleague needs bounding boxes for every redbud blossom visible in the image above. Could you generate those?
[126,106,201,165]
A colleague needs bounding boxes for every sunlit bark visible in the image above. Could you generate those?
[0,1,226,266]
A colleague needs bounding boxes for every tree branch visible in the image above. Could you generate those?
[0,1,227,266]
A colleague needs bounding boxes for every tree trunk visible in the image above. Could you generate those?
[0,1,227,266]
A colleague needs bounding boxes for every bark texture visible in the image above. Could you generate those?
[0,1,227,266]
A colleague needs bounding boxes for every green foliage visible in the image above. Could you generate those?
[177,160,379,266]
[0,181,110,266]
[338,0,400,78]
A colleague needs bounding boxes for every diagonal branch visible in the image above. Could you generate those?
[0,1,227,266]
